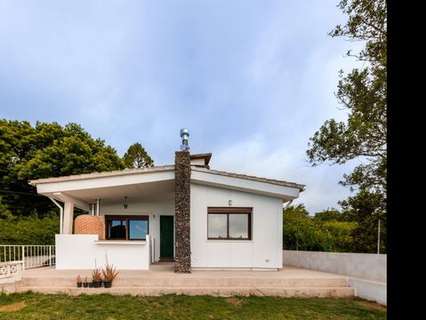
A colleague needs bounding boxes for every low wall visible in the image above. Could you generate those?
[283,250,386,305]
[56,234,150,270]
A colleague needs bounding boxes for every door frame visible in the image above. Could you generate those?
[159,215,175,261]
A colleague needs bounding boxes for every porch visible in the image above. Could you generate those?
[13,264,354,297]
[37,169,177,269]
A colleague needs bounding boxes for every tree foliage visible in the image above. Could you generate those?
[313,208,346,222]
[306,0,386,253]
[283,205,357,252]
[0,120,125,218]
[123,143,154,169]
[0,215,58,245]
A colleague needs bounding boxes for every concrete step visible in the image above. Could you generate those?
[19,277,349,288]
[16,286,354,297]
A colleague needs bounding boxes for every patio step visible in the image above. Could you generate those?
[19,277,349,288]
[15,286,354,297]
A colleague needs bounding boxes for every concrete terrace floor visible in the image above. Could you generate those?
[22,264,347,280]
[14,264,355,297]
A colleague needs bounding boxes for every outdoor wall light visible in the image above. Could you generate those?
[123,196,128,209]
[228,200,232,206]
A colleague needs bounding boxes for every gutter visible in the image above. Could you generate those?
[49,197,63,234]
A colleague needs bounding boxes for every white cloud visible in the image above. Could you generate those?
[212,135,356,214]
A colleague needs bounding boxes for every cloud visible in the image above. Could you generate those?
[0,0,363,213]
[212,135,356,214]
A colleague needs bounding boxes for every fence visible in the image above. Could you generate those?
[0,245,56,270]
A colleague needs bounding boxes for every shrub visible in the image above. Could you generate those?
[0,215,58,245]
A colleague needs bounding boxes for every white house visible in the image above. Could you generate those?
[29,130,304,272]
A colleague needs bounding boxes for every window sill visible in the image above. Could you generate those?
[206,239,252,243]
[95,240,147,245]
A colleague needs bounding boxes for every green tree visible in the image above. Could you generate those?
[283,205,320,251]
[306,0,386,253]
[0,215,59,245]
[0,196,12,219]
[340,189,385,253]
[321,220,357,252]
[314,208,346,222]
[283,205,356,252]
[0,120,124,218]
[123,143,154,169]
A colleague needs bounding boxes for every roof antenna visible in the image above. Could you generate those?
[180,128,190,151]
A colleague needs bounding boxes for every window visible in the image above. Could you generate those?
[207,207,252,240]
[106,215,149,240]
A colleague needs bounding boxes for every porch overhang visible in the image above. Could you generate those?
[29,166,175,210]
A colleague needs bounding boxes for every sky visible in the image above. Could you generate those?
[0,0,364,214]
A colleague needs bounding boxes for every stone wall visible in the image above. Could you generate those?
[174,151,191,273]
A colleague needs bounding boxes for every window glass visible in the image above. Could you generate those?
[229,214,249,239]
[208,214,227,238]
[110,220,126,239]
[129,219,148,240]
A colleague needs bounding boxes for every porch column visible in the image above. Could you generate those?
[62,201,74,234]
[174,150,191,273]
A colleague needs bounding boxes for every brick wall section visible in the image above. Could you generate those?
[74,214,105,240]
[174,151,191,273]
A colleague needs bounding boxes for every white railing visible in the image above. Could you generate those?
[0,245,55,269]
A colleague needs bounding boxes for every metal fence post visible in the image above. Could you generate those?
[21,246,25,270]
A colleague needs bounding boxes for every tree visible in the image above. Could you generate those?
[0,196,12,219]
[0,120,125,218]
[340,189,385,253]
[283,205,356,252]
[283,205,321,251]
[0,215,59,245]
[123,143,154,169]
[314,208,346,222]
[306,0,386,253]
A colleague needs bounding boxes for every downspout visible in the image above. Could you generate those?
[284,199,293,209]
[49,197,64,234]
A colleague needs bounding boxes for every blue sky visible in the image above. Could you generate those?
[0,0,363,213]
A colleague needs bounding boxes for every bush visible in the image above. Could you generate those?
[283,205,357,252]
[0,215,59,245]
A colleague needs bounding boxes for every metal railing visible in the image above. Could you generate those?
[0,245,55,269]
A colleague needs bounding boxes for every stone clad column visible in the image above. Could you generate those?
[174,150,191,273]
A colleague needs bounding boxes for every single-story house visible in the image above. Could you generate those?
[29,130,304,272]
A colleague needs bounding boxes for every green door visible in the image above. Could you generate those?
[160,216,174,260]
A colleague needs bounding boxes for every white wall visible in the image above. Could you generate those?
[190,183,283,269]
[283,250,387,305]
[55,234,150,270]
[100,199,174,263]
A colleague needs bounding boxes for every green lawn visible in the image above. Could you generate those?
[0,293,386,320]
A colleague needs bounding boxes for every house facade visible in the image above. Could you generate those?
[30,136,304,272]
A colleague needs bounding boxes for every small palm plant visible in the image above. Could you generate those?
[92,268,102,288]
[76,275,82,288]
[102,264,119,288]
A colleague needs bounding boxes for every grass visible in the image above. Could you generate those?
[0,292,386,320]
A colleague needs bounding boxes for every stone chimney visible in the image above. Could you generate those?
[174,148,191,272]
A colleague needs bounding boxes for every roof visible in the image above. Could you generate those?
[29,164,304,192]
[192,167,305,191]
[29,165,175,185]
